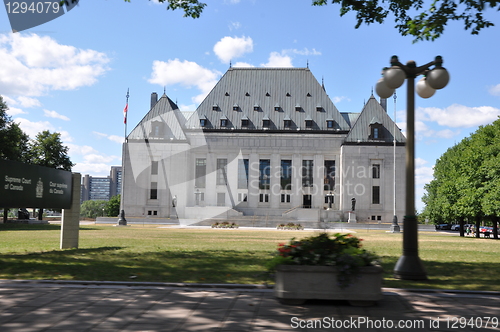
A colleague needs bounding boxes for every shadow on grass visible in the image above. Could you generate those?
[0,224,101,231]
[0,249,271,284]
[380,256,500,291]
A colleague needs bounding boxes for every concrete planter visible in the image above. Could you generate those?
[274,265,383,306]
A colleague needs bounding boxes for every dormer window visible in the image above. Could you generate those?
[274,103,281,112]
[263,117,270,128]
[369,117,384,140]
[233,104,239,111]
[305,119,313,128]
[241,119,249,127]
[284,119,291,128]
[200,119,207,127]
[221,118,228,127]
[326,120,334,129]
[316,106,323,112]
[295,105,302,112]
[253,105,260,111]
[245,92,250,96]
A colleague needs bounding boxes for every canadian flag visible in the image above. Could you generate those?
[123,103,128,124]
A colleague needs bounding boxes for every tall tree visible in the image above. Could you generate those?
[28,130,74,220]
[28,130,74,171]
[0,96,30,163]
[67,0,500,41]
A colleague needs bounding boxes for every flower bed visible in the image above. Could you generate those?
[276,222,304,230]
[211,221,239,228]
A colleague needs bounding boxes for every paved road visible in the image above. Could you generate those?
[0,280,499,331]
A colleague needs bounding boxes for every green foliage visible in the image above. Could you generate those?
[80,200,107,219]
[423,118,500,226]
[28,130,74,171]
[267,232,379,288]
[104,195,121,217]
[0,96,30,162]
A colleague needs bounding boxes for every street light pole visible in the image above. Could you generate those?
[376,55,449,280]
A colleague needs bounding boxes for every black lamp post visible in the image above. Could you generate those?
[376,55,450,280]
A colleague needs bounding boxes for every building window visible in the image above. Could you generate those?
[241,119,249,127]
[295,106,301,112]
[316,106,323,112]
[233,105,239,111]
[216,158,228,185]
[274,106,280,111]
[372,186,380,204]
[200,119,207,127]
[302,160,313,187]
[238,193,248,202]
[151,122,164,137]
[259,193,269,203]
[263,119,270,128]
[151,161,158,175]
[253,106,260,111]
[327,120,334,128]
[220,119,228,127]
[281,194,291,203]
[370,124,384,139]
[212,105,218,111]
[217,193,225,206]
[195,158,206,188]
[372,164,380,179]
[305,120,313,128]
[284,119,292,128]
[259,159,271,190]
[324,160,335,191]
[281,160,292,190]
[150,182,158,200]
[148,210,158,216]
[238,159,249,189]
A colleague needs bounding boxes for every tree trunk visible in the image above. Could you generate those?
[493,215,499,240]
[459,218,465,237]
[38,208,43,221]
[475,215,481,238]
[2,208,7,223]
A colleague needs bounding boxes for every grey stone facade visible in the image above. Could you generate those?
[122,68,406,222]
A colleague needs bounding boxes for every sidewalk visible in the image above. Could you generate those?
[0,280,499,331]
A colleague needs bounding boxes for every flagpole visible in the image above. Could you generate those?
[117,88,129,226]
[124,88,129,141]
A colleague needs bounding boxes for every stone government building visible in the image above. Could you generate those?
[122,67,406,223]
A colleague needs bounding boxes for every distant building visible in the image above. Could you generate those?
[81,166,122,202]
[122,67,406,222]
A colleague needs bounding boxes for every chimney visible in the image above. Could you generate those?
[380,98,387,112]
[151,92,158,109]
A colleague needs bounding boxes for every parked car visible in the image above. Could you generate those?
[435,224,452,230]
[450,224,460,231]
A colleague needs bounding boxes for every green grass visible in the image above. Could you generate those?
[0,224,499,291]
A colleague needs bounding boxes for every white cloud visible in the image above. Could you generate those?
[17,96,41,108]
[489,84,500,96]
[416,165,435,186]
[44,109,70,121]
[108,135,124,144]
[0,33,110,97]
[6,106,26,116]
[261,52,293,67]
[73,163,116,176]
[286,48,322,56]
[14,117,72,142]
[419,104,500,128]
[332,96,350,103]
[148,59,221,104]
[83,154,117,164]
[229,21,241,31]
[213,36,253,64]
[232,62,254,68]
[93,131,125,144]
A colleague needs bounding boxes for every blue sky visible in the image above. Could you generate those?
[1,0,500,211]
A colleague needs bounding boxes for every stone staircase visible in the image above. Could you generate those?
[190,215,327,228]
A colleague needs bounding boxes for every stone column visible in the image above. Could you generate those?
[60,173,81,249]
